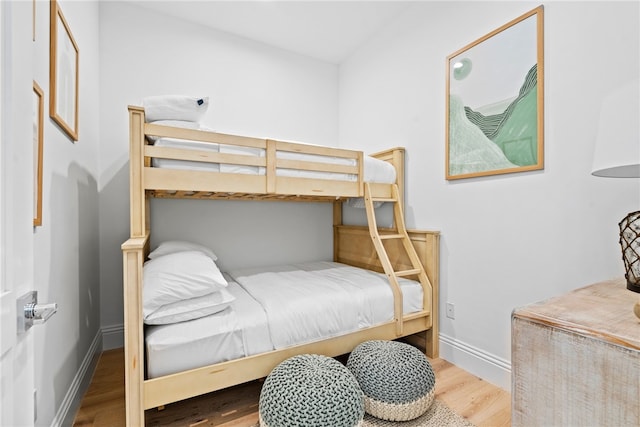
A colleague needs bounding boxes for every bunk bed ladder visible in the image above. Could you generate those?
[364,182,432,336]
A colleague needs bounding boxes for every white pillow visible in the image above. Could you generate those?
[144,288,235,325]
[149,240,218,261]
[143,95,209,123]
[143,251,228,316]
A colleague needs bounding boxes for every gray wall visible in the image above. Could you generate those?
[30,0,102,425]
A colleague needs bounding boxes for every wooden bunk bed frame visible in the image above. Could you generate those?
[121,105,439,426]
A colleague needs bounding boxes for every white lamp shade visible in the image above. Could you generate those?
[591,79,640,178]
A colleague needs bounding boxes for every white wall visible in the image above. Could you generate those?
[98,2,342,344]
[31,0,102,425]
[19,1,637,422]
[339,1,640,389]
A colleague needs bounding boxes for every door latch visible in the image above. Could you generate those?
[17,291,57,333]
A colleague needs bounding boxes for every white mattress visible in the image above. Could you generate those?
[150,138,396,183]
[145,262,422,378]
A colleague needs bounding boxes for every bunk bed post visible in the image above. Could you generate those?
[123,106,150,426]
[122,236,149,427]
[392,148,405,209]
[128,106,149,237]
[415,229,440,359]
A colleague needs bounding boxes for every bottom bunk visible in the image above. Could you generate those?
[122,225,439,425]
[146,261,425,379]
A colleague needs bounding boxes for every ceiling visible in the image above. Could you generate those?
[128,1,412,63]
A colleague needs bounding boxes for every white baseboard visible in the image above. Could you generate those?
[53,330,103,427]
[102,323,124,350]
[439,333,512,391]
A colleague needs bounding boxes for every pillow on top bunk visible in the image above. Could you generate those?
[143,251,228,316]
[143,95,209,123]
[149,240,218,261]
[144,287,235,325]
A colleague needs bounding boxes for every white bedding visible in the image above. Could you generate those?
[150,138,396,183]
[228,261,422,349]
[145,279,272,379]
[144,262,422,378]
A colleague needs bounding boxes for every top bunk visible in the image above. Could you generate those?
[128,104,405,205]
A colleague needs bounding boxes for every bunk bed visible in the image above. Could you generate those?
[121,104,440,426]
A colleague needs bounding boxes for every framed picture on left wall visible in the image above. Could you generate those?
[49,0,79,141]
[33,81,44,227]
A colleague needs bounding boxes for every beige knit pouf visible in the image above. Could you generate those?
[347,340,436,422]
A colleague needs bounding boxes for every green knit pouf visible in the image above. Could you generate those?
[346,340,436,422]
[259,354,365,427]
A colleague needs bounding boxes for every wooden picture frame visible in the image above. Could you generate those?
[49,0,79,141]
[33,81,44,226]
[446,6,544,180]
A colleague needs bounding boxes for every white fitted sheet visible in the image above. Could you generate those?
[150,138,396,183]
[145,262,422,379]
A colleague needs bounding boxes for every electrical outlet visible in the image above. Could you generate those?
[446,302,455,319]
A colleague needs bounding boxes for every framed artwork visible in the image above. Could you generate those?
[446,6,544,180]
[49,0,79,141]
[33,81,44,227]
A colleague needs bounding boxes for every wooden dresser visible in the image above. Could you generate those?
[511,278,640,427]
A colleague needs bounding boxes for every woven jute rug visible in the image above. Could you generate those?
[252,400,474,427]
[361,400,475,427]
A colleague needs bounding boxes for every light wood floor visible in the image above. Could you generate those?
[73,348,511,427]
